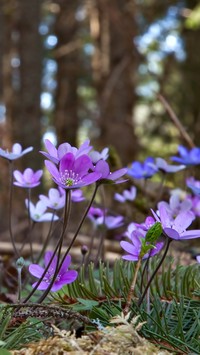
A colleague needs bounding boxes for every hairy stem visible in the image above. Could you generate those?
[8,161,20,257]
[138,238,171,307]
[124,257,142,316]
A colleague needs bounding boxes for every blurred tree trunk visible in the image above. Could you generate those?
[88,0,138,165]
[179,0,200,145]
[2,0,42,169]
[54,0,80,146]
[17,0,43,168]
[0,0,43,232]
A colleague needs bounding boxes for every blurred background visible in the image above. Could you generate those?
[0,0,200,233]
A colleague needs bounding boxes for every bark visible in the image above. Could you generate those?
[54,0,80,146]
[0,0,43,231]
[16,0,43,168]
[88,0,139,165]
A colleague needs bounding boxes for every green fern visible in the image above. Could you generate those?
[50,256,200,353]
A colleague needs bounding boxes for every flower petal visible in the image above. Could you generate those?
[120,241,139,256]
[29,264,44,278]
[59,255,71,274]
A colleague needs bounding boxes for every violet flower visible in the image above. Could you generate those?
[39,187,66,210]
[188,196,200,217]
[71,189,85,202]
[124,217,156,239]
[45,152,101,189]
[13,168,43,188]
[0,143,33,161]
[115,186,137,203]
[196,255,200,263]
[171,145,200,166]
[152,202,200,240]
[152,157,185,174]
[29,251,78,291]
[186,177,200,196]
[157,194,192,218]
[88,207,123,229]
[94,160,127,184]
[25,199,59,222]
[128,157,157,179]
[120,229,163,261]
[40,139,92,164]
[89,147,109,164]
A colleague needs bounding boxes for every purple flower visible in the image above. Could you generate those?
[88,207,123,229]
[40,187,85,209]
[13,168,43,188]
[40,139,92,164]
[94,160,127,184]
[152,158,185,174]
[39,187,66,210]
[152,203,200,240]
[71,189,85,202]
[29,251,78,291]
[188,196,200,217]
[115,186,137,203]
[89,147,109,164]
[196,255,200,263]
[157,194,192,218]
[120,229,163,261]
[186,177,200,196]
[171,145,200,166]
[45,153,101,189]
[25,199,59,222]
[124,217,155,239]
[128,157,157,179]
[0,143,33,161]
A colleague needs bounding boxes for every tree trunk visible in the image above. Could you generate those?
[88,0,139,165]
[54,0,80,146]
[17,0,43,168]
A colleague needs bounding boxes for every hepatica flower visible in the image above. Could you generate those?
[94,160,127,184]
[25,199,59,222]
[171,145,200,166]
[45,152,101,189]
[128,157,157,179]
[88,207,123,229]
[152,202,200,240]
[41,139,92,164]
[189,196,200,217]
[186,177,200,196]
[157,194,192,218]
[29,251,78,291]
[115,186,137,203]
[152,158,185,174]
[13,168,43,188]
[0,143,33,161]
[120,229,163,261]
[89,147,109,164]
[71,189,85,202]
[39,187,66,210]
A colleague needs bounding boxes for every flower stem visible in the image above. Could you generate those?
[8,161,20,258]
[57,183,99,273]
[36,190,72,303]
[36,211,56,263]
[123,257,142,316]
[137,238,171,307]
[23,191,71,304]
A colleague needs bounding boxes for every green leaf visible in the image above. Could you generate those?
[145,222,162,243]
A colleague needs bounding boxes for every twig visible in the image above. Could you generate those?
[5,303,93,326]
[157,93,195,148]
